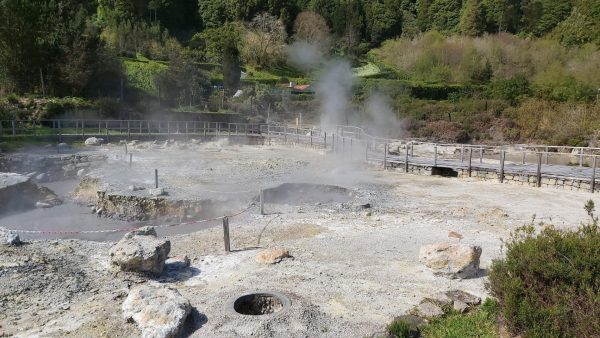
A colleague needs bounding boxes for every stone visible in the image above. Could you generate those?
[256,248,290,264]
[448,231,463,239]
[0,227,20,246]
[445,290,481,306]
[453,300,469,313]
[411,301,444,319]
[84,137,104,146]
[36,201,53,208]
[109,227,170,275]
[58,142,69,149]
[122,283,191,338]
[387,315,424,338]
[165,255,190,270]
[128,185,144,192]
[77,168,86,177]
[149,188,166,197]
[34,173,47,182]
[419,242,482,279]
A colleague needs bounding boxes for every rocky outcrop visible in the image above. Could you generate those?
[256,248,290,264]
[109,227,170,275]
[84,137,104,146]
[0,173,62,215]
[419,242,482,279]
[0,226,20,246]
[122,283,191,338]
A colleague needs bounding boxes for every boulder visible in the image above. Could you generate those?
[77,168,86,177]
[0,227,20,246]
[453,300,469,313]
[419,242,482,279]
[109,227,170,275]
[445,290,481,306]
[256,248,290,264]
[411,301,444,319]
[84,137,104,146]
[388,315,424,338]
[122,283,191,338]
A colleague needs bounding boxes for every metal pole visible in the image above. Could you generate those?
[460,145,464,162]
[310,130,313,147]
[350,138,353,160]
[499,151,505,183]
[365,143,369,162]
[127,120,130,141]
[545,146,549,165]
[434,144,438,166]
[155,169,158,188]
[125,143,128,155]
[580,148,584,167]
[410,142,413,158]
[522,151,526,164]
[324,132,327,149]
[11,120,15,135]
[260,189,265,215]
[536,153,542,187]
[129,153,132,167]
[592,156,597,193]
[223,216,230,253]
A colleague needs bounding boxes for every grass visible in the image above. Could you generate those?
[353,61,381,77]
[243,65,309,85]
[123,54,168,95]
[421,299,499,338]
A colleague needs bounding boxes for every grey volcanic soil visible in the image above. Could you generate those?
[0,140,595,337]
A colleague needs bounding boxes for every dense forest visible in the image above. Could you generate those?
[0,0,599,145]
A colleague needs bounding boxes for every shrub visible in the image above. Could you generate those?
[421,299,499,338]
[488,202,600,337]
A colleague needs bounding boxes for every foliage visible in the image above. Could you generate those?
[242,13,287,68]
[123,55,168,95]
[488,202,600,337]
[421,299,499,338]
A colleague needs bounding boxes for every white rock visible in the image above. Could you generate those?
[0,227,20,246]
[36,201,53,208]
[84,137,104,146]
[122,283,191,338]
[148,188,166,196]
[412,301,444,319]
[109,227,170,275]
[77,168,86,177]
[419,242,482,279]
[35,173,47,182]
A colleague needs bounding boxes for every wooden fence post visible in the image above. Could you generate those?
[536,153,542,187]
[499,151,505,183]
[155,169,159,188]
[479,146,483,163]
[468,149,473,177]
[434,144,438,166]
[260,190,265,215]
[383,143,387,169]
[591,156,597,193]
[460,145,464,162]
[405,143,409,172]
[223,216,230,253]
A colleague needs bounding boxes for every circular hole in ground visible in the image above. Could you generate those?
[232,292,290,315]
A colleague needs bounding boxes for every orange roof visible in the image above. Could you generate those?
[293,84,311,90]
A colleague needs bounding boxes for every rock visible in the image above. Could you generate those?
[77,168,86,177]
[84,137,104,146]
[411,301,445,319]
[256,248,290,264]
[122,283,191,338]
[0,227,20,246]
[128,185,144,192]
[419,242,482,279]
[58,142,69,149]
[389,315,425,338]
[445,290,481,306]
[149,188,166,196]
[165,255,190,270]
[34,173,47,182]
[109,227,170,275]
[36,201,53,208]
[431,292,453,307]
[453,300,469,313]
[448,231,463,239]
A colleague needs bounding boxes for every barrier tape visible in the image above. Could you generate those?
[7,202,256,235]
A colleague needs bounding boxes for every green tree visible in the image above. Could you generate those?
[459,0,486,36]
[364,0,404,46]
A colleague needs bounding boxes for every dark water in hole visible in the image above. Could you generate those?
[263,183,352,205]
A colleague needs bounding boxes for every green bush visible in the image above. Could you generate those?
[421,299,499,338]
[489,202,600,337]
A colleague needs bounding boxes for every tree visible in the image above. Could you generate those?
[429,0,463,33]
[293,10,330,46]
[242,12,286,68]
[364,0,404,46]
[459,0,486,36]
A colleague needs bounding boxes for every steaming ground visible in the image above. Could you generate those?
[0,140,594,337]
